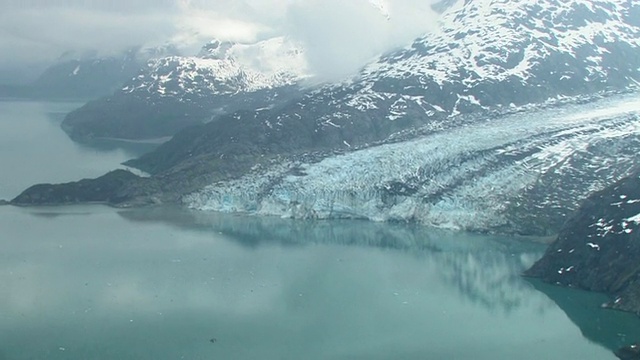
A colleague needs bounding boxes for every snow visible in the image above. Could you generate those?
[626,213,640,224]
[122,36,309,98]
[587,243,601,250]
[342,0,640,115]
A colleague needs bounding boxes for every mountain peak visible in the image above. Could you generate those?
[197,40,236,60]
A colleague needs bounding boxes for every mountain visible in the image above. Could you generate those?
[431,0,463,13]
[525,172,640,315]
[12,0,640,237]
[0,47,175,100]
[61,37,309,141]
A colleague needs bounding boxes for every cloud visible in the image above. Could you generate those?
[284,0,438,82]
[0,4,176,68]
[0,0,441,82]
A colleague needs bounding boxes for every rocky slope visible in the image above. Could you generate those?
[129,0,640,171]
[61,37,309,141]
[525,172,640,314]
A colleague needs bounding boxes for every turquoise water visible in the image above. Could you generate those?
[1,100,639,359]
[0,100,155,200]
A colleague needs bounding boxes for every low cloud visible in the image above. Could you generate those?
[0,0,441,82]
[285,0,438,82]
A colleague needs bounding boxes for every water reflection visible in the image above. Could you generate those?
[118,207,546,315]
[0,206,617,359]
[0,101,153,199]
[530,279,640,353]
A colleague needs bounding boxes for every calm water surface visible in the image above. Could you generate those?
[0,100,155,200]
[1,100,639,359]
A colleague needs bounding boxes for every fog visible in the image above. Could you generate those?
[0,0,440,82]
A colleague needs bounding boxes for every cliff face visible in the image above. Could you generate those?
[526,172,640,314]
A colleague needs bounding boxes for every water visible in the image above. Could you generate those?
[0,100,156,200]
[1,100,639,359]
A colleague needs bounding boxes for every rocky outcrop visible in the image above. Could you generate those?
[616,344,640,360]
[525,173,640,314]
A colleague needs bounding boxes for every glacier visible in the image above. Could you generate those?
[185,92,640,235]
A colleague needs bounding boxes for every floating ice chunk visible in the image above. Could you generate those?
[586,242,601,250]
[625,213,640,224]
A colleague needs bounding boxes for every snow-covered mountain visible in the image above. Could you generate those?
[122,37,308,101]
[126,0,640,234]
[146,0,640,159]
[15,0,640,237]
[347,0,640,117]
[62,37,309,140]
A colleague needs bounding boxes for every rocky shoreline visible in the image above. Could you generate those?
[11,170,146,206]
[525,173,640,315]
[616,344,640,360]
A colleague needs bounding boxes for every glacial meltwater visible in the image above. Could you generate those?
[1,100,640,359]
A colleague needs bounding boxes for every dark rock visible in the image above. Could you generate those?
[11,170,142,206]
[525,172,640,314]
[0,199,9,206]
[616,344,640,360]
[61,94,209,141]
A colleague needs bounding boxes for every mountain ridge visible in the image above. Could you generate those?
[13,0,640,238]
[61,37,310,141]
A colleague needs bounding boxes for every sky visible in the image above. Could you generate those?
[0,0,441,83]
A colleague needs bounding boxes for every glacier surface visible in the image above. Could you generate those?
[186,93,640,234]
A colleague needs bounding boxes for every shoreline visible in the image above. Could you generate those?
[90,136,173,145]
